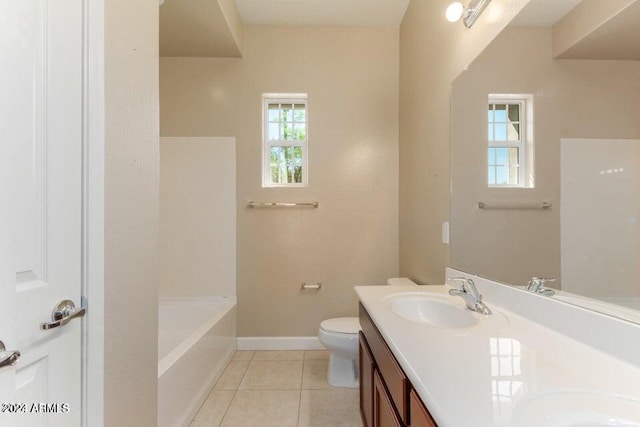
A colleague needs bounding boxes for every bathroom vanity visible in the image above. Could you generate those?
[359,303,436,427]
[356,269,640,427]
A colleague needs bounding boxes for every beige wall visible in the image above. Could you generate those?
[104,0,159,424]
[160,0,243,57]
[450,26,640,287]
[552,0,636,58]
[160,26,399,336]
[399,0,530,286]
[160,137,236,298]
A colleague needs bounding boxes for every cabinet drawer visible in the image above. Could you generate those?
[409,390,437,427]
[360,303,409,424]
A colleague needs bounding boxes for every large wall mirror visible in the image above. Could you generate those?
[450,0,640,322]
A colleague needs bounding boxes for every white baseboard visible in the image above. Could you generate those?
[237,336,326,351]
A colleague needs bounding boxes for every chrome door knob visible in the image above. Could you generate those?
[0,340,20,369]
[40,299,86,330]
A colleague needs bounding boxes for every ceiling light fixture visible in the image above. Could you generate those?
[445,2,465,22]
[446,0,493,28]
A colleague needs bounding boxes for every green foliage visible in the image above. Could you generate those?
[270,146,303,184]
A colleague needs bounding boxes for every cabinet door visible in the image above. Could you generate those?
[360,332,375,427]
[409,390,437,427]
[374,369,402,427]
[360,303,409,423]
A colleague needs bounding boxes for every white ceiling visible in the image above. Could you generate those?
[510,0,583,26]
[234,0,411,26]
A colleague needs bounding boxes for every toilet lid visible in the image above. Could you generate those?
[320,317,361,334]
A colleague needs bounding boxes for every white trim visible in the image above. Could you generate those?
[82,0,105,425]
[237,336,326,351]
[263,93,307,99]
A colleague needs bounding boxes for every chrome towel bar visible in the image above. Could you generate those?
[478,201,552,210]
[248,201,319,209]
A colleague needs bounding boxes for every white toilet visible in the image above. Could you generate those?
[318,277,418,388]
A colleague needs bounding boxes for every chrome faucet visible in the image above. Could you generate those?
[526,277,555,296]
[447,277,492,315]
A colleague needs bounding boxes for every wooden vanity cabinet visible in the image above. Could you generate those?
[359,332,375,427]
[359,303,438,427]
[374,370,402,427]
[409,390,437,427]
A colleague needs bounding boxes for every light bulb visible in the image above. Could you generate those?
[446,2,464,22]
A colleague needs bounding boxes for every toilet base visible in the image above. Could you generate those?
[327,353,359,388]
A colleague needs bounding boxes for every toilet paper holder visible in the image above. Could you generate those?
[300,282,322,290]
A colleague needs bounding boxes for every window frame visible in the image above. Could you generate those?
[262,94,308,187]
[487,94,533,188]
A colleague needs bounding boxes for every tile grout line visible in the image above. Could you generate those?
[217,351,254,427]
[297,356,305,427]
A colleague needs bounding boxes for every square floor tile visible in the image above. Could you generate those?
[214,360,250,391]
[253,350,304,361]
[304,350,329,360]
[189,390,234,427]
[298,389,362,427]
[302,359,336,390]
[220,390,300,427]
[239,360,303,390]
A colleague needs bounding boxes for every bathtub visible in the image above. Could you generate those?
[158,297,237,427]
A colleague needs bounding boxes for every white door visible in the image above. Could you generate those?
[0,0,84,426]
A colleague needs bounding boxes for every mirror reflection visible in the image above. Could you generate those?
[450,0,640,322]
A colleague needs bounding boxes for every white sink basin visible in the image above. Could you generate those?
[386,293,478,328]
[515,391,640,427]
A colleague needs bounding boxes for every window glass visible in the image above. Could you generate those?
[488,98,528,187]
[270,146,303,184]
[263,95,308,187]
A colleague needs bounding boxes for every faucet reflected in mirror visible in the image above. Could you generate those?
[450,0,640,324]
[525,277,555,297]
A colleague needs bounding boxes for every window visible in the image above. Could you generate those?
[263,94,308,187]
[487,94,533,188]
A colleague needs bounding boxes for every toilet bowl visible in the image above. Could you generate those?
[318,277,418,388]
[318,317,361,388]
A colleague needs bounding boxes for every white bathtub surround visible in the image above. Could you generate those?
[158,298,237,427]
[355,269,640,426]
[237,336,325,351]
[158,137,238,426]
[159,137,236,299]
[561,138,640,300]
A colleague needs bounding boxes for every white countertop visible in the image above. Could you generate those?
[355,284,640,427]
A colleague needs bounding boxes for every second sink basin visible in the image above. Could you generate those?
[386,293,478,328]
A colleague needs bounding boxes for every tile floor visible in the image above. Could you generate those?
[189,350,363,427]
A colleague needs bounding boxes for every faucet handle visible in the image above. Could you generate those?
[447,277,481,300]
[447,277,469,289]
